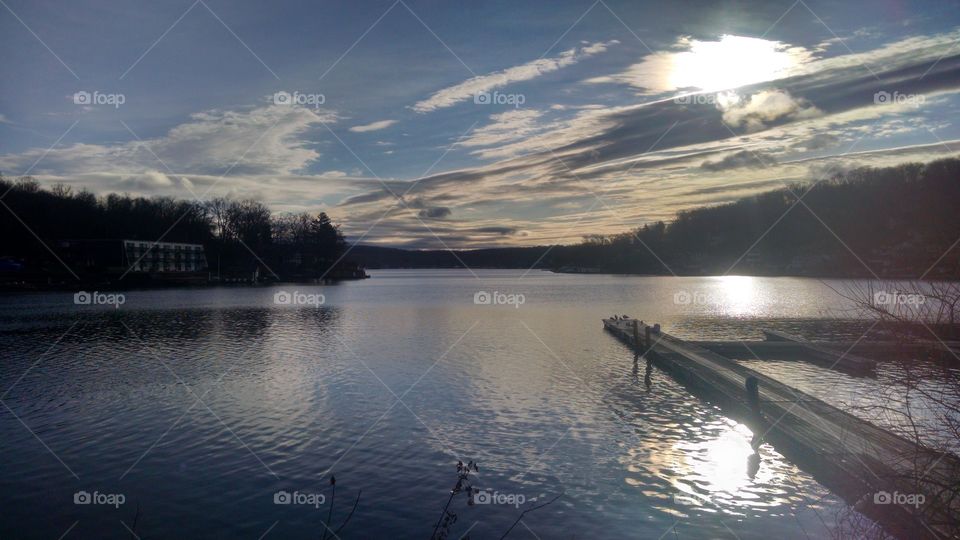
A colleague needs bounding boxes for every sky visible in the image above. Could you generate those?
[1,0,960,249]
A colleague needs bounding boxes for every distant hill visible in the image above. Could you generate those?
[353,157,960,278]
[347,244,551,269]
[3,157,958,281]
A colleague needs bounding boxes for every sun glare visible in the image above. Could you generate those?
[668,34,801,92]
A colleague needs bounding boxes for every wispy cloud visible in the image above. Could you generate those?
[457,110,545,152]
[1,105,336,177]
[412,40,619,113]
[349,119,397,132]
[0,104,352,206]
[5,11,960,250]
[335,30,960,247]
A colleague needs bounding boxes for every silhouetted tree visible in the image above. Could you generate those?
[0,176,355,283]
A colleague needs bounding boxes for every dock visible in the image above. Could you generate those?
[603,317,960,539]
[692,339,959,358]
[687,331,951,376]
[690,338,957,379]
[760,329,877,373]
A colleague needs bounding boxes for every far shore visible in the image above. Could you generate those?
[3,266,956,294]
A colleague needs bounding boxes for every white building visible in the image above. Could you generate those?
[123,240,208,273]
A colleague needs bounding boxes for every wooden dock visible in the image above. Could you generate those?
[603,317,960,539]
[763,329,877,373]
[692,339,958,359]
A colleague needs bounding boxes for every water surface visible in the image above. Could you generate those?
[1,270,932,538]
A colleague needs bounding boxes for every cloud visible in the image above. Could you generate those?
[418,206,451,219]
[6,30,960,250]
[412,40,619,113]
[339,189,395,206]
[807,161,854,181]
[0,105,359,209]
[471,226,519,236]
[159,106,335,175]
[349,119,397,132]
[789,29,960,84]
[336,29,960,247]
[0,105,335,179]
[458,110,545,152]
[719,89,821,131]
[587,35,816,94]
[792,133,839,151]
[700,149,776,171]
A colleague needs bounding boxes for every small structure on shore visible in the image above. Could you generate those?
[60,238,208,274]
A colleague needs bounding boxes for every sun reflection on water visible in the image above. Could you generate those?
[715,275,763,317]
[677,423,758,494]
[622,414,804,517]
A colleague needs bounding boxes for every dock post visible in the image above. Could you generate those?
[633,320,640,350]
[745,376,760,412]
[645,326,652,354]
[745,376,764,449]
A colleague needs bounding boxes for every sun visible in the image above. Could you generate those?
[668,34,802,92]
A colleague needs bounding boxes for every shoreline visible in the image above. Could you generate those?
[4,266,959,293]
[0,273,370,293]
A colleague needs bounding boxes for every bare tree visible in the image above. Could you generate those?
[830,280,959,339]
[430,461,563,540]
[828,280,960,538]
[205,197,231,241]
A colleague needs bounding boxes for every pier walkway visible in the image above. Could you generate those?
[603,317,959,539]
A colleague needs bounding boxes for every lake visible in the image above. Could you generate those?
[0,270,942,538]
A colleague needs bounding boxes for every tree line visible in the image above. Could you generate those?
[0,176,350,280]
[550,157,960,277]
[353,157,960,278]
[4,156,959,280]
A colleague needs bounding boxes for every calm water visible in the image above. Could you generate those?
[0,270,935,539]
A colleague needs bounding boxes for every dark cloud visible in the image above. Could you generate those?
[472,226,519,235]
[339,188,397,206]
[418,206,452,219]
[792,133,840,151]
[683,177,795,197]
